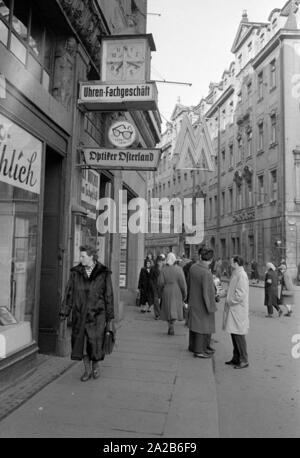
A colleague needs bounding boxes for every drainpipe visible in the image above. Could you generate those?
[217,105,221,256]
[280,38,286,260]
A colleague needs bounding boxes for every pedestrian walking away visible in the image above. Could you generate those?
[138,259,153,313]
[149,254,165,320]
[158,252,187,335]
[277,263,294,317]
[59,245,114,382]
[188,248,217,359]
[264,262,283,318]
[250,259,259,283]
[223,255,250,369]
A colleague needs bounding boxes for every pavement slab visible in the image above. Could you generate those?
[0,306,220,438]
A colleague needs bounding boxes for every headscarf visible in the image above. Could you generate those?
[266,262,276,271]
[166,252,177,266]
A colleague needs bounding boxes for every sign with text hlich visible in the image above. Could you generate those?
[78,81,158,112]
[82,147,162,171]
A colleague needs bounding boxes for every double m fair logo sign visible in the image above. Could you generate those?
[0,113,42,194]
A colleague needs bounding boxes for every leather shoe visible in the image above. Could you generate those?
[80,371,92,382]
[92,368,100,379]
[205,349,215,355]
[194,352,212,359]
[225,360,239,365]
[234,362,249,369]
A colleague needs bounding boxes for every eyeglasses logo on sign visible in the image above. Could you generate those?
[108,121,137,148]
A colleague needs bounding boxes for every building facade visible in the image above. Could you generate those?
[0,0,160,382]
[146,0,300,281]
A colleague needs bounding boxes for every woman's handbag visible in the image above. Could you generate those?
[103,320,116,355]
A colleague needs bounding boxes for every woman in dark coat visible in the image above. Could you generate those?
[138,259,152,313]
[60,245,114,381]
[149,255,165,320]
[264,262,282,318]
[158,253,187,335]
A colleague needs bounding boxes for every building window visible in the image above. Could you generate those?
[260,33,265,45]
[237,136,242,163]
[221,109,226,130]
[236,184,242,210]
[258,72,264,100]
[247,81,252,96]
[270,170,278,201]
[272,18,278,30]
[0,0,10,46]
[214,195,218,217]
[258,121,264,151]
[247,129,252,156]
[221,149,226,171]
[258,175,265,204]
[270,60,276,89]
[209,198,213,219]
[0,0,56,91]
[238,53,242,69]
[229,101,234,123]
[270,114,277,144]
[247,179,253,207]
[229,143,234,168]
[237,91,242,104]
[229,188,233,213]
[248,41,252,54]
[221,191,226,215]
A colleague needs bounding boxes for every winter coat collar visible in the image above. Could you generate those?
[71,262,111,279]
[196,260,210,270]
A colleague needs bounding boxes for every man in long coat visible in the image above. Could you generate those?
[60,245,114,381]
[223,255,249,369]
[264,262,282,318]
[188,248,217,358]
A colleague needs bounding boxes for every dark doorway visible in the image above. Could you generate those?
[38,148,63,354]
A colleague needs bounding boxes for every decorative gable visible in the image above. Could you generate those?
[173,116,215,172]
[170,103,189,122]
[231,23,253,53]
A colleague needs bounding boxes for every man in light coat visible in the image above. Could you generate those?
[223,255,249,369]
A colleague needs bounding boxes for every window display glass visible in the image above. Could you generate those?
[0,113,42,327]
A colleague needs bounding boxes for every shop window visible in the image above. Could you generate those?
[0,113,42,332]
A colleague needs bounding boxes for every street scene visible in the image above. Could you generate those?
[0,0,300,441]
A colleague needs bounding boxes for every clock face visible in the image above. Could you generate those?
[105,41,146,82]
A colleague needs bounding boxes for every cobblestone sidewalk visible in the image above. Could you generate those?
[0,354,76,422]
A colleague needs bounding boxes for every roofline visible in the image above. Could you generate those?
[204,86,235,118]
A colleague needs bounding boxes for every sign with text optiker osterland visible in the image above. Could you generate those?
[78,81,158,111]
[82,148,162,171]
